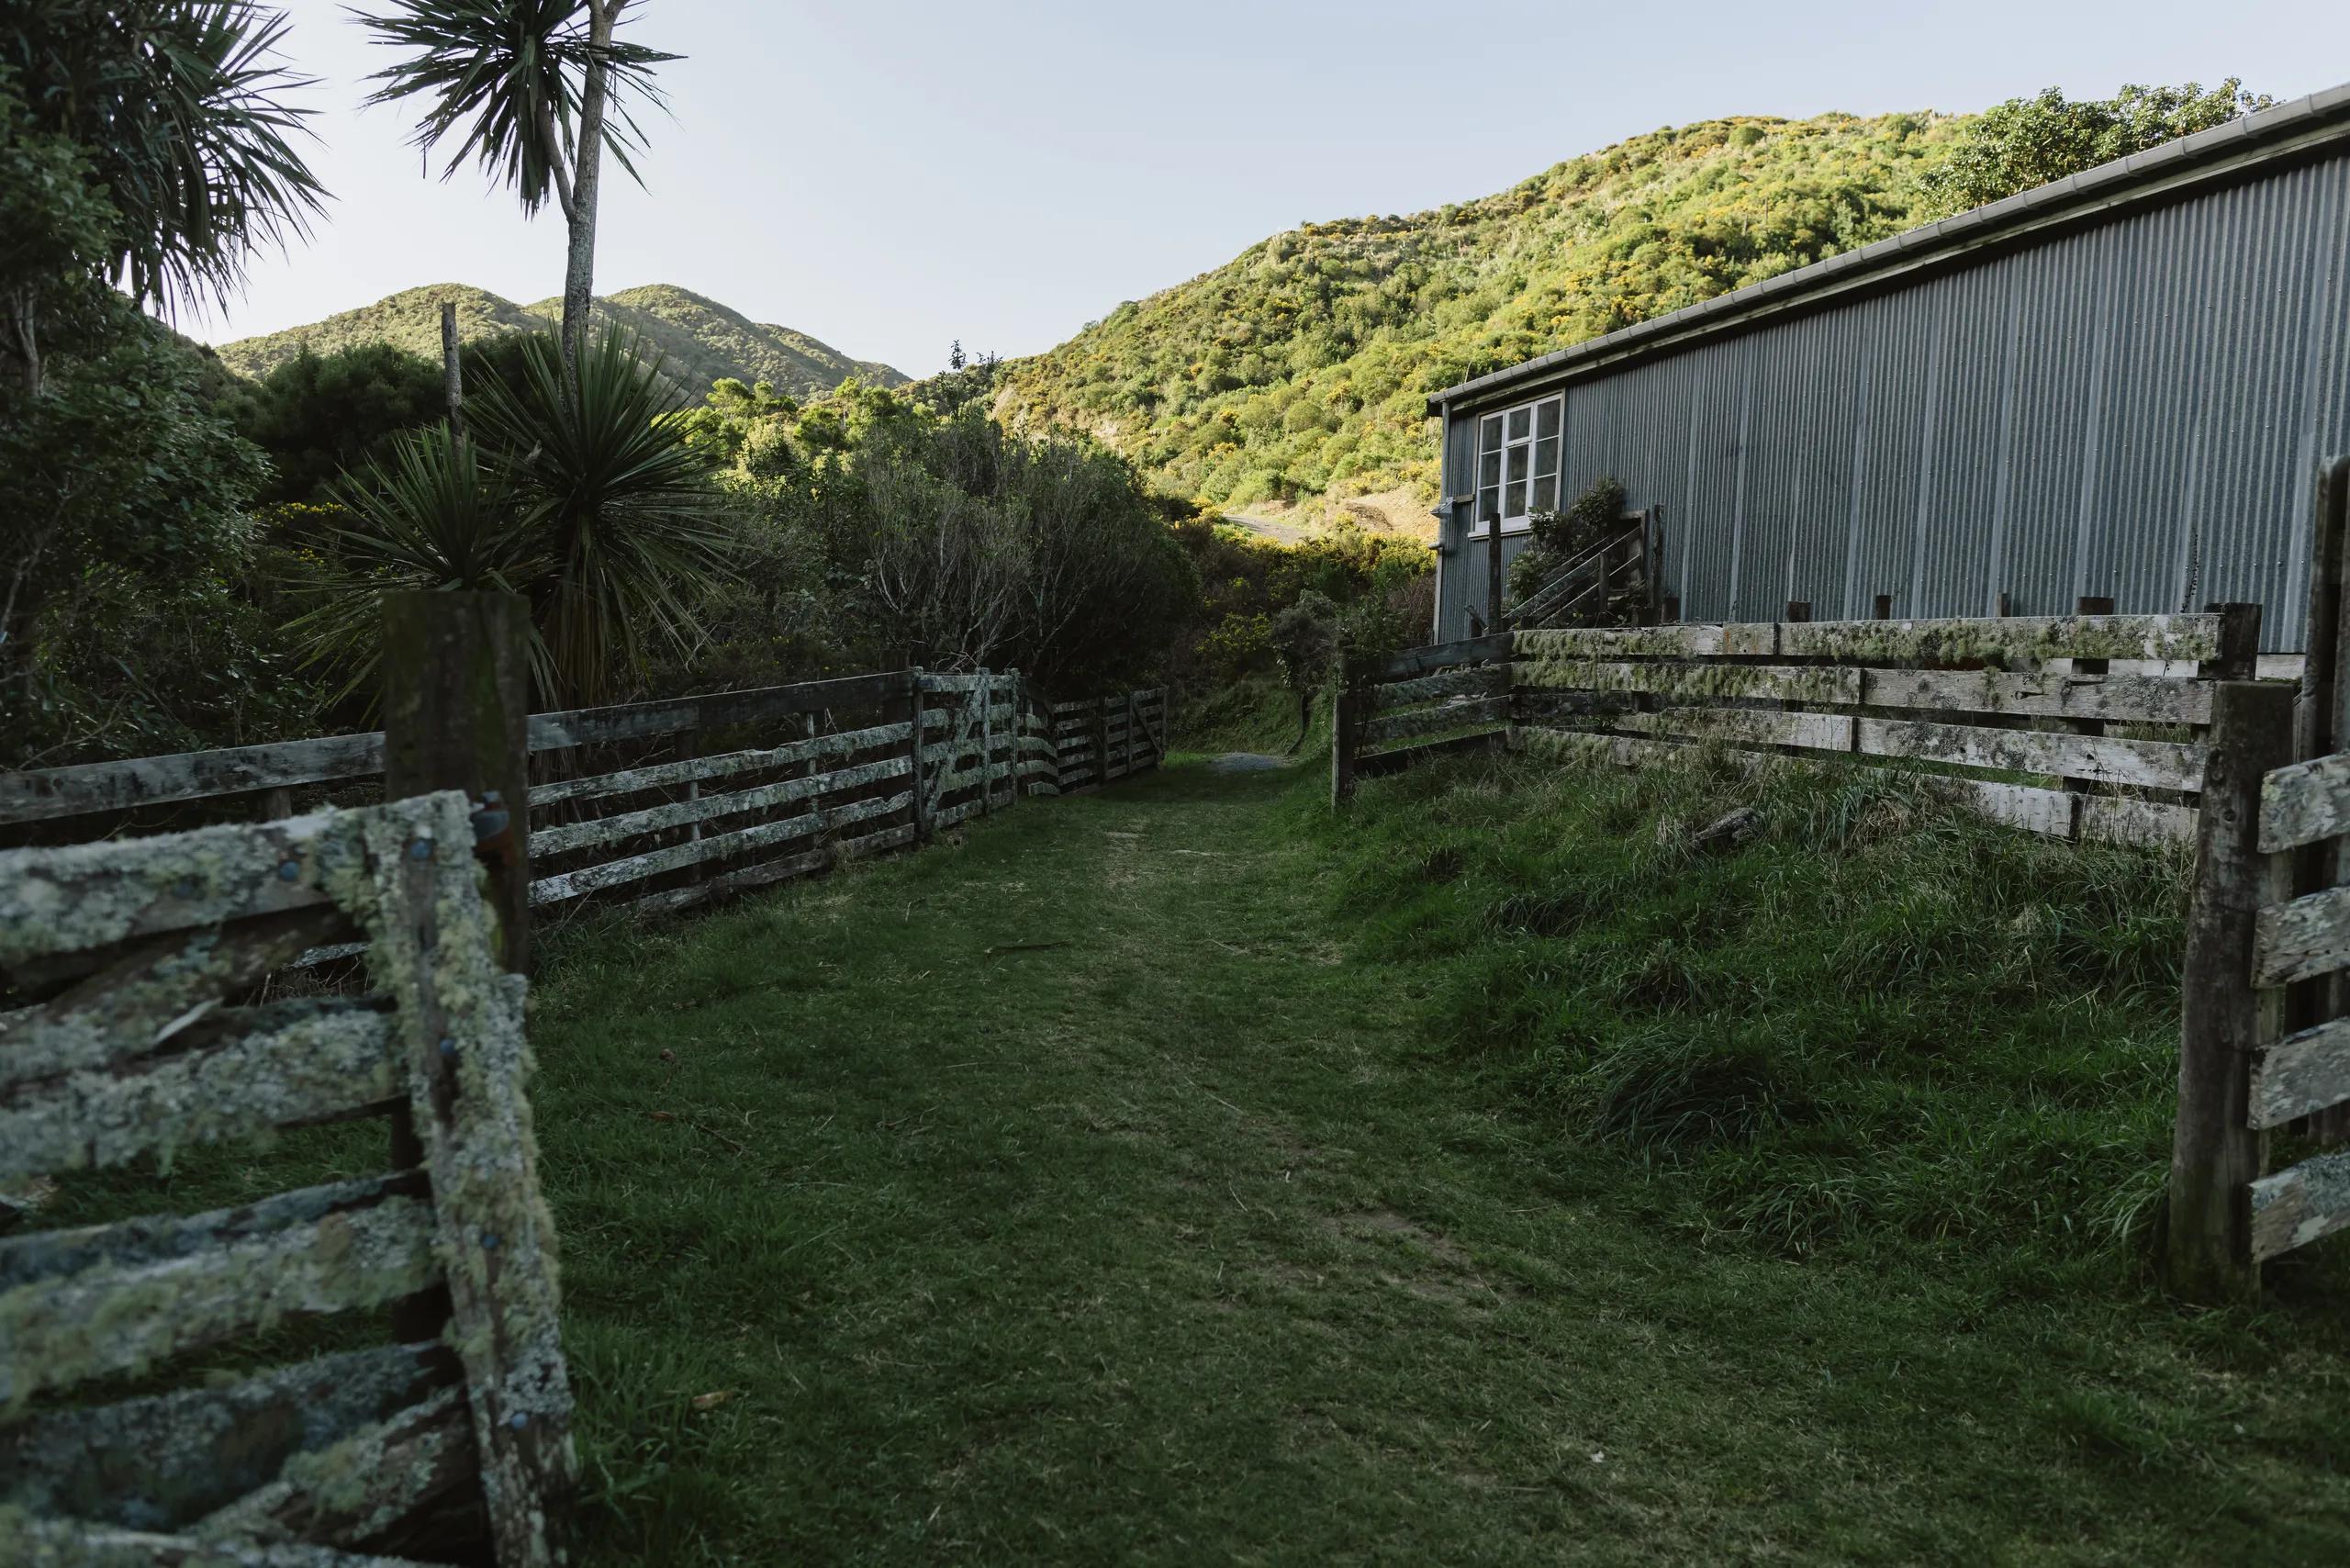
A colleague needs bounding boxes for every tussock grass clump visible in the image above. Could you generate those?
[1306,748,2196,1275]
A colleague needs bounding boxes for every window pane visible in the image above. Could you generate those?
[1536,399,1561,440]
[1505,478,1527,517]
[1506,446,1529,483]
[1534,435,1560,482]
[1478,486,1499,524]
[1532,475,1558,511]
[1481,414,1504,451]
[1506,407,1532,442]
[1479,451,1501,487]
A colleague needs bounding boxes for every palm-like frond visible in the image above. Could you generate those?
[472,326,731,700]
[4,2,329,312]
[292,422,552,702]
[351,0,675,214]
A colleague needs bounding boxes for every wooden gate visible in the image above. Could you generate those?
[0,792,574,1564]
[2166,456,2350,1299]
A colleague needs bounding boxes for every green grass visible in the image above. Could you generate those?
[1169,673,1320,758]
[25,750,2350,1562]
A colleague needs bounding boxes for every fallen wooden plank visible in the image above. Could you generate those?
[2260,750,2350,853]
[1854,717,2204,791]
[0,1341,459,1532]
[2250,1016,2350,1128]
[2250,1149,2350,1260]
[530,716,923,807]
[0,999,398,1180]
[2255,884,2350,986]
[0,733,386,827]
[0,1172,440,1404]
[532,755,912,856]
[1778,612,2221,666]
[529,790,911,903]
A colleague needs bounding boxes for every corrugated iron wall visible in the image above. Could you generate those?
[1438,148,2350,649]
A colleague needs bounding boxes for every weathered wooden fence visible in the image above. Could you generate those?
[2,665,1169,936]
[1329,592,2350,1299]
[1047,689,1169,792]
[1333,609,2250,848]
[0,791,572,1563]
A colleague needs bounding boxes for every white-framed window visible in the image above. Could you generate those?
[1472,395,1563,536]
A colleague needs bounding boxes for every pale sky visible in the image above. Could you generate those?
[191,0,2350,378]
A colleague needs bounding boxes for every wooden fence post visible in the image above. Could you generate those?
[1006,669,1020,807]
[1331,664,1360,809]
[980,667,996,819]
[440,299,467,453]
[2313,458,2350,1143]
[908,668,928,843]
[381,589,530,1348]
[1645,505,1664,624]
[1487,524,1507,635]
[2165,678,2295,1303]
[1093,698,1112,790]
[381,589,530,976]
[2207,601,2262,681]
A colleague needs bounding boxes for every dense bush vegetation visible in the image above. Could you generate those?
[1,2,326,767]
[217,281,906,396]
[994,111,1964,523]
[666,376,1198,697]
[997,81,2268,528]
[1919,80,2270,219]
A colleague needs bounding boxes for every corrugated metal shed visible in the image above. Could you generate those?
[1430,81,2350,649]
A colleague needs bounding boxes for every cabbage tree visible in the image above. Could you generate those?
[353,0,675,368]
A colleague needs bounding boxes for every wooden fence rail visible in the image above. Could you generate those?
[1333,609,2250,846]
[0,792,572,1564]
[4,657,1170,975]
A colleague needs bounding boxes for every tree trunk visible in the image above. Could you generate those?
[5,286,40,398]
[561,1,618,370]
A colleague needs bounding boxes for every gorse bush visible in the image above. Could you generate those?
[1307,747,2194,1279]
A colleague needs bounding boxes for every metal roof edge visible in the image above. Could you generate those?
[1425,81,2350,417]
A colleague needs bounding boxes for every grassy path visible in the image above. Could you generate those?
[536,760,2350,1564]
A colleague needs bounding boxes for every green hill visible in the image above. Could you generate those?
[217,282,906,396]
[992,110,1965,532]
